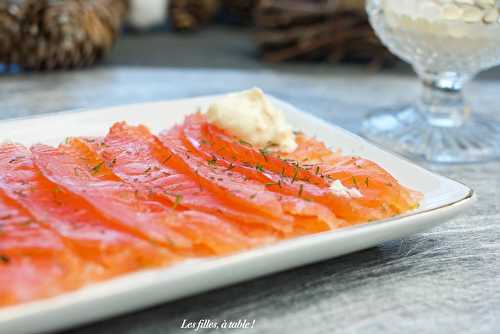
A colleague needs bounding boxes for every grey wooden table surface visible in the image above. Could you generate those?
[1,67,499,334]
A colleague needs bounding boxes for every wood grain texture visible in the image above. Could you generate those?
[0,67,498,334]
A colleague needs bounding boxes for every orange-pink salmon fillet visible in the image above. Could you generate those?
[31,141,259,256]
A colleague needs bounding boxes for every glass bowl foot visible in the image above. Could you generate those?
[362,106,500,163]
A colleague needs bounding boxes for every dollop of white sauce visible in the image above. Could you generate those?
[206,88,298,153]
[329,180,362,199]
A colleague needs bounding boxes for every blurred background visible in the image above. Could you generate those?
[2,0,499,77]
[0,0,497,122]
[0,0,395,71]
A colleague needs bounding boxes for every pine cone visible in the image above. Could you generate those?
[255,0,396,68]
[0,1,43,66]
[0,0,128,71]
[169,0,220,31]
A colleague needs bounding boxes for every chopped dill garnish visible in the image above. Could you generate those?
[291,165,299,183]
[255,164,265,172]
[249,193,257,199]
[259,148,269,162]
[172,194,183,210]
[352,176,358,188]
[9,155,26,163]
[207,157,217,166]
[90,161,105,174]
[144,166,152,174]
[239,139,252,147]
[266,142,279,148]
[365,177,369,187]
[0,255,10,264]
[298,184,304,197]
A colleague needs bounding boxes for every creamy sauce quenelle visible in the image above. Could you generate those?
[206,88,298,153]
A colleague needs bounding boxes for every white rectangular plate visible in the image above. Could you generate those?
[0,95,474,334]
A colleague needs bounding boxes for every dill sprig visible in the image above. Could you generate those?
[207,156,217,166]
[259,148,269,162]
[352,176,358,188]
[0,255,10,264]
[291,165,299,183]
[238,139,252,147]
[90,161,105,175]
[172,194,183,210]
[255,164,265,172]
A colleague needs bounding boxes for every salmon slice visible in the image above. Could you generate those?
[284,135,421,215]
[31,141,258,256]
[158,127,291,219]
[179,114,343,226]
[183,114,368,221]
[87,122,286,238]
[0,144,175,276]
[184,113,419,222]
[158,125,341,234]
[0,193,83,306]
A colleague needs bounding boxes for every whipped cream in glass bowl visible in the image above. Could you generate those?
[363,0,500,163]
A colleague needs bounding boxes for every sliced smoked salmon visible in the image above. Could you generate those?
[87,122,287,238]
[158,125,342,234]
[0,192,82,306]
[283,135,421,215]
[0,143,176,276]
[31,141,259,256]
[182,113,419,222]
